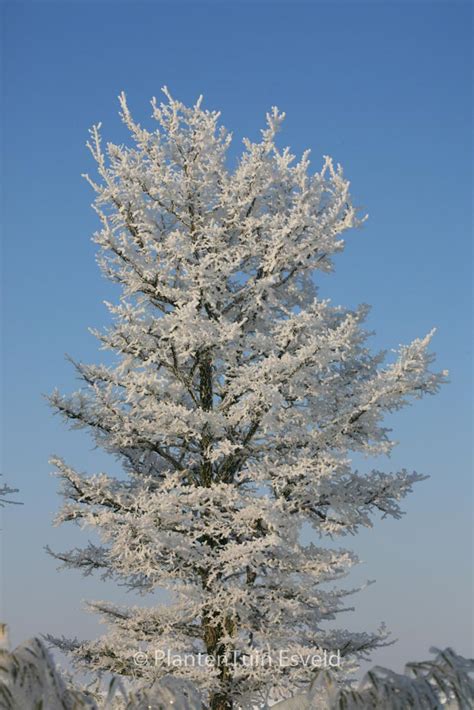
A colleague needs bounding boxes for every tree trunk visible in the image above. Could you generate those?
[209,692,233,710]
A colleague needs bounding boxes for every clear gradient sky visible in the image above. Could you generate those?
[1,0,472,674]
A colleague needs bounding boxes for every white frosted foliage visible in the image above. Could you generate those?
[47,89,447,709]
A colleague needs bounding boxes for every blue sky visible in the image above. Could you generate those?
[2,0,472,673]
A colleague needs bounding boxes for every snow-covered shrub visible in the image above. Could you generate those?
[0,632,472,709]
[272,647,474,709]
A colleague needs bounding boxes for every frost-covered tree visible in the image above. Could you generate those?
[47,90,446,709]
